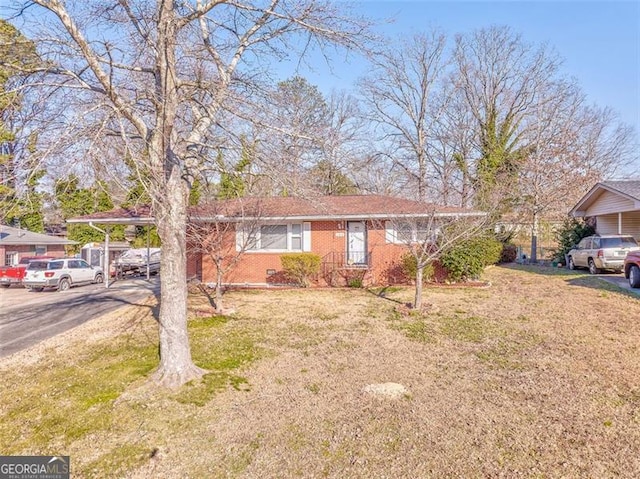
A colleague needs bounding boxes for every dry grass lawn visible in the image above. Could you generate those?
[1,265,639,478]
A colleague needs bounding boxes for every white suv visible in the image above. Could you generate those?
[23,258,104,292]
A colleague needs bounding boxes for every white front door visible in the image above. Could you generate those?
[347,221,367,264]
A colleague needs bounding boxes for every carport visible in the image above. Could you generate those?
[570,180,640,238]
[67,206,156,288]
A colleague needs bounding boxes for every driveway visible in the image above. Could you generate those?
[0,277,160,358]
[597,273,640,296]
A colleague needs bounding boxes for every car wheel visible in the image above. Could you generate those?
[629,265,640,288]
[588,259,601,275]
[568,257,575,270]
[58,278,71,292]
[94,273,104,284]
[1,284,10,288]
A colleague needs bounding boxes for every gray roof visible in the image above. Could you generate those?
[0,225,77,246]
[601,180,640,201]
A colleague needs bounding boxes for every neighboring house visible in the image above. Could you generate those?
[0,225,77,266]
[570,181,640,239]
[68,196,484,286]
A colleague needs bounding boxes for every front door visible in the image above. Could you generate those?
[347,221,367,264]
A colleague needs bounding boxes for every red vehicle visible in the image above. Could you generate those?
[624,250,640,288]
[0,256,55,288]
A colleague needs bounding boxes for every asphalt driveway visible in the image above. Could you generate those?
[597,273,640,296]
[0,277,160,358]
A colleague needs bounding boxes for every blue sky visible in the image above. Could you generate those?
[287,0,640,145]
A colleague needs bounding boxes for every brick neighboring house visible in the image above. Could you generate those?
[188,195,483,287]
[68,196,484,287]
[0,225,77,266]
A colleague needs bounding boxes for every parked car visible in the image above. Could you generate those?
[624,250,640,288]
[113,248,161,277]
[567,235,640,274]
[0,256,55,288]
[23,258,104,292]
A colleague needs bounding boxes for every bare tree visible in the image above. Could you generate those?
[518,85,638,261]
[386,209,489,310]
[453,26,562,210]
[359,31,450,202]
[8,1,371,388]
[187,199,263,313]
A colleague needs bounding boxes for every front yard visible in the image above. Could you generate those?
[1,265,639,477]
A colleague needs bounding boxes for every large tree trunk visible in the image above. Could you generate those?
[149,3,204,388]
[151,168,206,388]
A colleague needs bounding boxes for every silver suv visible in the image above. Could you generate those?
[23,258,104,292]
[567,235,639,274]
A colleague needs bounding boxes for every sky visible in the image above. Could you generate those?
[285,0,640,146]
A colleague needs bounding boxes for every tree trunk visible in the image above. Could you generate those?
[414,266,424,309]
[151,175,206,388]
[215,263,224,313]
[530,210,539,263]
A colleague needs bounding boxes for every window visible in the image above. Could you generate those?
[240,223,308,252]
[386,220,437,244]
[261,225,288,250]
[34,245,47,255]
[291,224,302,250]
[578,238,591,249]
[4,252,18,267]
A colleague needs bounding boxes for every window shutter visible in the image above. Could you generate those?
[302,222,312,251]
[385,221,396,243]
[235,226,245,251]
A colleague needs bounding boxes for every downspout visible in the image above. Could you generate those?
[88,222,109,288]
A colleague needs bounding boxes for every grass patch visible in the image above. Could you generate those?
[439,314,491,343]
[475,331,543,370]
[1,338,158,454]
[83,443,150,478]
[173,314,263,406]
[393,319,436,343]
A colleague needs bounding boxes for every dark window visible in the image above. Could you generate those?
[601,237,638,248]
[27,261,50,270]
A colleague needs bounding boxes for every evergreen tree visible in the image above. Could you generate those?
[54,176,124,249]
[0,21,42,228]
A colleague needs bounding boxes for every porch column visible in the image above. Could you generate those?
[618,213,623,234]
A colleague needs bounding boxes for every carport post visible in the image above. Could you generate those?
[618,213,623,235]
[89,222,110,288]
[146,226,150,280]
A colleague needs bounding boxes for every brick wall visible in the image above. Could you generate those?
[190,220,409,287]
[0,244,68,266]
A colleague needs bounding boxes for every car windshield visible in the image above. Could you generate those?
[601,237,638,248]
[27,261,50,270]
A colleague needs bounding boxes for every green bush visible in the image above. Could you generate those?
[499,243,518,263]
[280,253,321,287]
[551,217,595,263]
[440,235,502,282]
[401,253,434,283]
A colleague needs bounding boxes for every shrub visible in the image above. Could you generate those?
[499,243,518,263]
[551,217,595,263]
[401,253,434,283]
[440,235,502,282]
[280,253,321,287]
